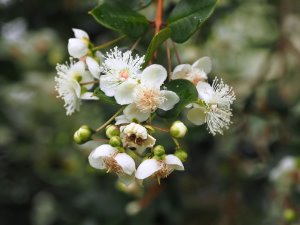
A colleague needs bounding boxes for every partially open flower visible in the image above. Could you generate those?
[100,47,144,100]
[120,64,180,122]
[187,78,235,135]
[120,122,156,154]
[88,144,136,186]
[172,57,211,85]
[55,59,96,115]
[68,28,90,58]
[135,154,184,182]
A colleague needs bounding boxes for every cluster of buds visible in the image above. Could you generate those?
[55,28,236,186]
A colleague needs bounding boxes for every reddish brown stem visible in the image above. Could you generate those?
[151,125,169,133]
[155,0,163,34]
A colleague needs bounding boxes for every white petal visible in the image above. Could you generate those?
[68,38,88,58]
[187,108,206,125]
[114,80,137,105]
[135,159,161,180]
[81,71,94,90]
[165,155,184,171]
[159,90,180,111]
[196,81,214,103]
[115,115,130,125]
[88,144,118,169]
[86,56,101,79]
[80,92,99,100]
[141,64,167,88]
[72,28,89,40]
[123,104,150,123]
[95,51,104,64]
[100,74,118,97]
[69,78,81,98]
[70,61,85,74]
[114,153,136,175]
[192,57,212,74]
[172,64,192,80]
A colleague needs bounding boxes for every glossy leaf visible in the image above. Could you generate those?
[157,79,198,118]
[90,2,149,38]
[167,0,217,43]
[93,87,117,105]
[104,0,152,10]
[143,28,171,68]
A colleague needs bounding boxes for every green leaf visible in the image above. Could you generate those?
[167,0,217,43]
[90,2,149,38]
[143,28,171,68]
[156,79,198,119]
[93,87,117,105]
[104,0,152,10]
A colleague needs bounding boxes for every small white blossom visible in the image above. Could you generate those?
[119,64,180,122]
[135,155,184,182]
[120,122,156,154]
[68,28,90,58]
[55,59,96,115]
[100,47,144,99]
[187,78,236,135]
[172,57,211,85]
[88,144,136,186]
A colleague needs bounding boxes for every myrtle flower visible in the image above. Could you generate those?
[120,122,156,154]
[55,59,96,115]
[187,78,236,135]
[68,28,90,59]
[100,47,144,99]
[172,57,211,85]
[88,144,136,186]
[86,51,103,79]
[135,154,184,181]
[118,64,180,122]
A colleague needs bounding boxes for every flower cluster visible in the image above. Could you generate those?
[54,28,236,186]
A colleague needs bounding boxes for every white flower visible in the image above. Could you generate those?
[119,64,180,122]
[88,144,136,186]
[135,155,184,181]
[55,59,96,115]
[100,47,144,98]
[187,78,236,135]
[270,156,296,181]
[68,28,90,58]
[172,57,211,85]
[86,51,103,79]
[120,123,156,154]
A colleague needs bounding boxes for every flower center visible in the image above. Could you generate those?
[154,162,173,178]
[103,157,123,174]
[187,68,206,85]
[135,86,166,113]
[119,68,130,80]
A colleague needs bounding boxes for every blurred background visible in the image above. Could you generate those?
[1,0,300,224]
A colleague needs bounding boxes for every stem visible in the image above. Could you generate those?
[155,0,163,34]
[172,137,180,148]
[165,40,172,80]
[80,80,99,86]
[93,35,126,51]
[96,107,125,132]
[151,125,169,133]
[130,38,141,51]
[93,138,109,143]
[172,41,182,64]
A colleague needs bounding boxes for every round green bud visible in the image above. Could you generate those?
[105,125,120,138]
[117,147,125,153]
[283,208,297,222]
[175,149,188,162]
[73,125,93,144]
[153,145,165,157]
[109,136,122,147]
[170,121,187,138]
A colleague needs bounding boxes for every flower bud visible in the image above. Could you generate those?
[175,149,188,162]
[283,208,297,222]
[73,125,93,144]
[105,125,120,138]
[153,145,165,157]
[170,121,187,138]
[109,136,122,147]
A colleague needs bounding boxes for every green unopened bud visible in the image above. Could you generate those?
[109,136,122,147]
[73,125,94,144]
[175,149,188,162]
[145,125,155,134]
[105,125,120,138]
[153,145,165,158]
[170,121,187,138]
[284,208,297,222]
[117,147,125,153]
